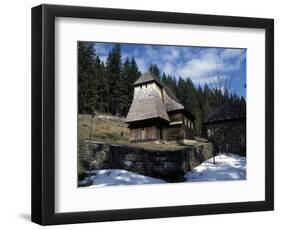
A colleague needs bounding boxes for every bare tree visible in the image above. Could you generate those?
[209,63,245,160]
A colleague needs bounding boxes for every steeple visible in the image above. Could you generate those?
[134,70,162,86]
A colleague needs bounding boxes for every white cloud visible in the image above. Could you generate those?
[135,58,148,73]
[177,52,223,78]
[95,44,109,56]
[220,49,245,59]
[134,46,185,74]
[161,47,181,62]
[144,46,159,60]
[163,62,175,74]
[174,48,245,85]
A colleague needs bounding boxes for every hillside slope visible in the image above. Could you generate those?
[79,114,130,144]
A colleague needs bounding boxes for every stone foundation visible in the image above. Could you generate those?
[79,141,214,182]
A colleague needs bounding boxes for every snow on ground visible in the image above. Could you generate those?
[79,154,246,187]
[79,169,165,187]
[184,154,246,182]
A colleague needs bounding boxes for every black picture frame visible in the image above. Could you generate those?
[31,4,274,225]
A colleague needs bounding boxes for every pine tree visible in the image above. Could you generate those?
[149,64,160,77]
[94,56,107,113]
[78,42,97,114]
[105,44,122,115]
[161,72,167,83]
[176,77,185,103]
[128,57,141,112]
[129,57,141,83]
[120,57,131,116]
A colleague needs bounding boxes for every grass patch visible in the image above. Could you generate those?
[79,114,130,144]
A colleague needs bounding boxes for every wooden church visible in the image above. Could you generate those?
[126,71,195,142]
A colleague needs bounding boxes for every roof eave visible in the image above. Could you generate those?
[133,79,163,88]
[126,116,170,124]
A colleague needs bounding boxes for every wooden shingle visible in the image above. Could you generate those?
[126,96,170,123]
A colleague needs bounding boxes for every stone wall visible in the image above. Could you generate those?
[79,141,214,182]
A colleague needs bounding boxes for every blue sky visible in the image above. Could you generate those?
[94,42,246,98]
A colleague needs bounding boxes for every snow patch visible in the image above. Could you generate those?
[184,154,246,182]
[79,169,165,187]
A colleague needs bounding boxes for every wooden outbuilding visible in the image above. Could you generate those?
[204,103,246,155]
[126,71,195,142]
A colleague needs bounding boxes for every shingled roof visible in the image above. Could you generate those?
[134,71,180,103]
[126,96,170,123]
[166,96,184,111]
[134,71,161,86]
[204,103,246,124]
